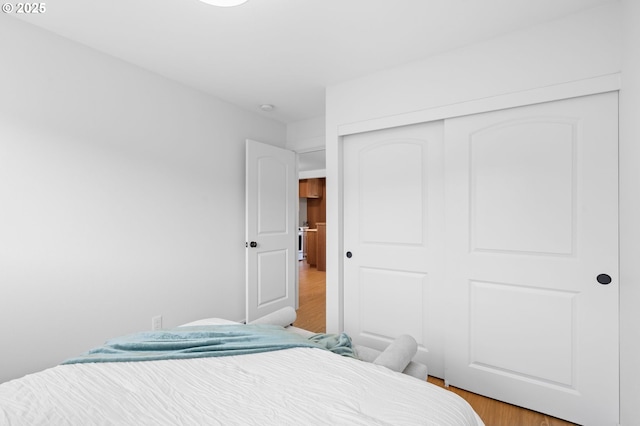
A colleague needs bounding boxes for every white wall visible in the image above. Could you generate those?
[326,1,640,423]
[286,116,326,153]
[0,16,286,383]
[287,116,326,226]
[619,1,640,424]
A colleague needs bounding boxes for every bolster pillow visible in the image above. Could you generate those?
[373,335,418,373]
[249,306,297,327]
[402,361,428,381]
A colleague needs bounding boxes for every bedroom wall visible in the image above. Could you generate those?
[0,16,286,383]
[286,116,326,153]
[325,1,639,423]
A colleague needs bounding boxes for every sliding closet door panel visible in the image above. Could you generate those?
[445,92,619,426]
[343,121,445,376]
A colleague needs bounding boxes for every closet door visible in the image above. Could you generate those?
[343,121,446,376]
[444,93,619,425]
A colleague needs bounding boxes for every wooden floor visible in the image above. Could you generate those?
[294,260,577,426]
[293,260,326,333]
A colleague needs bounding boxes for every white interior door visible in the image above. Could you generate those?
[444,92,619,425]
[343,121,446,376]
[245,139,297,323]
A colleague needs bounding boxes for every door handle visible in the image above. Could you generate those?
[597,274,612,285]
[246,241,258,248]
[346,251,352,258]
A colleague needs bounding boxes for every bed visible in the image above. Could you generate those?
[0,313,484,425]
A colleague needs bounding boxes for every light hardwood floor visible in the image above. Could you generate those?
[292,260,326,333]
[294,260,577,426]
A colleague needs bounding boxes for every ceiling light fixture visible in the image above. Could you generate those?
[199,0,248,7]
[260,104,275,112]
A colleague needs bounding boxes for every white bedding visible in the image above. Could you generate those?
[0,347,483,425]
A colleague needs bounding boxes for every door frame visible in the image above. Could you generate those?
[296,148,327,319]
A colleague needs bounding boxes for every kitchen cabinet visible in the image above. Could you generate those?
[316,223,326,271]
[306,178,326,229]
[299,178,322,198]
[305,229,317,266]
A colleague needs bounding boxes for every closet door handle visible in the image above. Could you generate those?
[346,251,353,258]
[597,274,612,285]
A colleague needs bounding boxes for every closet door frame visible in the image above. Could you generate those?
[333,73,621,422]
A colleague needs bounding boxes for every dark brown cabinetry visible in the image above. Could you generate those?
[299,178,322,198]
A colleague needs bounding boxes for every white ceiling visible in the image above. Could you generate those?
[12,0,613,124]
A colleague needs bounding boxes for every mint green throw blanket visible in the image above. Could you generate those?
[63,324,355,365]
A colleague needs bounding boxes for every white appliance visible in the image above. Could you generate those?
[298,227,307,260]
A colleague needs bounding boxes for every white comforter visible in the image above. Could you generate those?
[0,347,482,425]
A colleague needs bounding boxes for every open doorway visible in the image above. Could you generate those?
[295,150,326,333]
